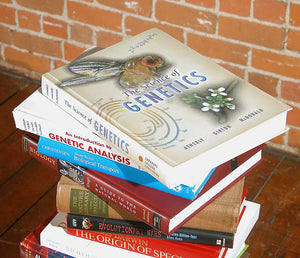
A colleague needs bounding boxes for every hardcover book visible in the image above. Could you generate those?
[66,213,235,248]
[23,133,263,235]
[40,201,260,258]
[41,28,290,189]
[19,212,74,258]
[38,135,214,200]
[13,89,212,200]
[57,175,245,234]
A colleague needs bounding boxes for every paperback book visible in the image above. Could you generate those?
[57,175,245,234]
[41,28,290,189]
[23,133,263,235]
[13,89,211,200]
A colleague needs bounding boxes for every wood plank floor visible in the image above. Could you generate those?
[0,70,299,257]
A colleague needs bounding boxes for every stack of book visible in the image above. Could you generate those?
[13,28,291,258]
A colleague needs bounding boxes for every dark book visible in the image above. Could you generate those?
[66,213,234,248]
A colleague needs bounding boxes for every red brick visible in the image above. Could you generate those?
[43,17,67,39]
[4,47,50,73]
[54,59,67,69]
[184,0,215,8]
[68,1,122,32]
[70,23,93,45]
[220,0,251,17]
[64,42,86,62]
[125,16,184,42]
[18,10,40,31]
[96,30,123,48]
[12,31,62,58]
[219,63,245,79]
[288,128,300,149]
[187,33,250,65]
[219,16,285,49]
[287,29,300,53]
[254,0,286,24]
[155,0,217,33]
[15,0,64,15]
[0,0,12,3]
[252,49,300,80]
[0,4,16,25]
[248,72,278,97]
[290,4,300,27]
[0,24,12,44]
[281,81,300,103]
[287,105,300,128]
[97,0,152,17]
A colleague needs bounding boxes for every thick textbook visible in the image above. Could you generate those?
[40,201,260,258]
[57,175,245,234]
[23,133,262,235]
[13,89,211,200]
[41,28,290,189]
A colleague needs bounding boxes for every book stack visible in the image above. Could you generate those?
[14,28,291,258]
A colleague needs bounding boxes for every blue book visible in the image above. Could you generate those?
[38,136,215,200]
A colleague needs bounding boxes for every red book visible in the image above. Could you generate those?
[19,212,72,258]
[22,133,263,235]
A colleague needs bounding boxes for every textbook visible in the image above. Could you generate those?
[37,135,214,200]
[23,133,263,235]
[66,213,235,248]
[41,28,290,189]
[40,201,260,258]
[57,175,245,234]
[13,89,212,200]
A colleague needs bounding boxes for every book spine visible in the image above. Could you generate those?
[22,134,171,234]
[38,136,203,200]
[19,212,74,258]
[19,239,73,258]
[19,238,49,258]
[13,106,137,167]
[56,176,140,221]
[57,176,242,234]
[66,213,233,248]
[65,228,222,258]
[41,76,181,188]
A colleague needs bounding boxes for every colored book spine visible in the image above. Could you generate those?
[57,175,245,234]
[66,214,234,248]
[37,136,214,200]
[19,212,74,258]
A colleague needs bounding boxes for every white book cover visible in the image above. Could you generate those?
[41,28,291,188]
[40,201,260,258]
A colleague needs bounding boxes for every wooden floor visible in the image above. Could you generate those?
[0,70,299,258]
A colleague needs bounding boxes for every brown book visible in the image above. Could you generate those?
[57,175,245,234]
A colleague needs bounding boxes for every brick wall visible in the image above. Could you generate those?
[0,0,299,156]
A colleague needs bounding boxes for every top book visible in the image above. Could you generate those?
[41,28,291,189]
